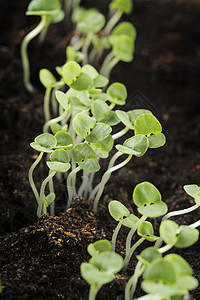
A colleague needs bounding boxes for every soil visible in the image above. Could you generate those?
[1,0,200,299]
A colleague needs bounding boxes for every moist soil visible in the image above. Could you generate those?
[1,0,200,299]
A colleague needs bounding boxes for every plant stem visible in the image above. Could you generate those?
[158,244,172,254]
[102,56,119,78]
[125,261,145,300]
[162,203,200,221]
[78,170,90,198]
[28,152,44,204]
[89,285,101,300]
[100,51,115,75]
[104,10,123,34]
[38,22,49,44]
[49,176,55,216]
[189,219,200,228]
[37,170,56,217]
[82,33,93,65]
[112,126,129,140]
[93,154,132,212]
[21,15,47,93]
[123,237,145,272]
[66,166,81,208]
[111,222,122,251]
[125,215,147,254]
[43,110,69,133]
[44,87,52,123]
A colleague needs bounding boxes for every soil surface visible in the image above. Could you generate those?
[1,0,200,299]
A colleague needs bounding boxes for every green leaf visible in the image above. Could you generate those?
[137,247,162,266]
[50,123,68,134]
[175,225,199,248]
[39,69,57,88]
[108,200,130,221]
[148,133,166,148]
[73,113,95,138]
[107,82,127,105]
[133,182,161,207]
[165,254,193,276]
[115,144,140,155]
[55,132,73,150]
[50,149,69,163]
[72,143,96,163]
[176,276,198,291]
[123,134,149,157]
[128,109,152,125]
[71,6,86,23]
[67,89,91,107]
[91,100,110,121]
[79,158,100,173]
[137,221,158,242]
[91,134,114,152]
[93,75,109,88]
[183,184,200,198]
[88,240,112,257]
[81,262,114,285]
[77,11,106,33]
[141,281,183,297]
[90,251,123,275]
[86,122,112,143]
[26,0,61,16]
[55,90,69,111]
[112,22,136,40]
[100,111,120,126]
[112,35,134,62]
[82,64,98,80]
[116,110,134,129]
[48,9,65,23]
[47,161,70,172]
[120,214,139,228]
[91,146,109,158]
[43,193,55,207]
[69,96,90,111]
[62,61,82,86]
[109,0,133,14]
[71,72,93,91]
[138,201,168,218]
[31,133,57,152]
[134,113,162,136]
[159,220,179,246]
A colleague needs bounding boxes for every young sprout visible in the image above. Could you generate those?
[37,148,71,217]
[28,133,57,204]
[21,0,62,93]
[108,200,139,251]
[104,0,133,34]
[87,240,112,257]
[141,254,198,298]
[81,251,123,300]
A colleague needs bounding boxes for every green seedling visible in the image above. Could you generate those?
[21,0,63,93]
[87,240,112,257]
[81,251,123,300]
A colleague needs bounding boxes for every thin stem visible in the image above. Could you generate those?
[66,166,81,209]
[102,56,119,78]
[158,244,173,254]
[162,203,200,221]
[89,284,101,300]
[104,10,123,34]
[111,222,122,251]
[125,215,147,254]
[78,171,90,198]
[37,170,56,217]
[89,152,123,200]
[125,261,145,300]
[28,152,44,204]
[38,22,49,44]
[82,33,93,65]
[43,110,69,133]
[93,154,132,212]
[49,176,55,216]
[189,219,200,228]
[112,126,129,140]
[100,51,115,75]
[21,15,47,93]
[123,237,145,272]
[44,87,52,123]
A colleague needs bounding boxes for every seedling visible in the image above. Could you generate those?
[21,0,63,93]
[81,251,123,300]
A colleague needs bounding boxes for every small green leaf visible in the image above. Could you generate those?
[47,161,70,172]
[69,96,90,111]
[138,201,168,218]
[112,22,136,40]
[108,200,130,221]
[93,75,109,88]
[82,64,98,80]
[110,0,133,14]
[90,251,123,275]
[183,184,200,198]
[148,133,166,148]
[71,6,86,23]
[77,11,106,33]
[112,35,134,62]
[71,72,93,91]
[137,221,158,242]
[55,132,73,150]
[91,100,110,121]
[175,225,199,248]
[100,111,120,126]
[62,61,82,86]
[91,134,114,152]
[91,146,109,158]
[43,193,55,207]
[73,113,95,138]
[50,123,68,134]
[137,247,162,266]
[116,110,134,129]
[26,0,61,16]
[86,122,112,143]
[128,109,152,125]
[107,82,127,105]
[120,214,139,228]
[31,133,57,152]
[123,134,149,157]
[72,143,96,163]
[39,69,57,88]
[55,90,69,111]
[159,220,179,246]
[50,149,69,163]
[134,113,162,136]
[79,158,100,173]
[81,262,114,285]
[88,240,112,257]
[115,144,140,155]
[165,254,193,276]
[133,182,161,207]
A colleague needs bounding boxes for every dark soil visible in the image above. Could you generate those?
[1,0,200,299]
